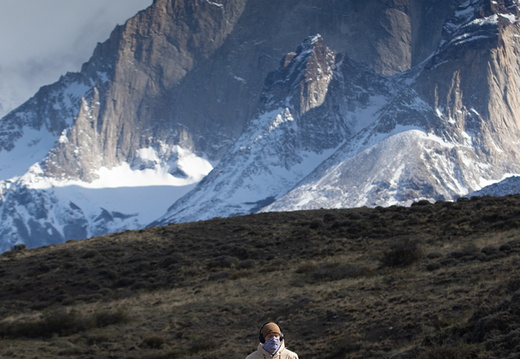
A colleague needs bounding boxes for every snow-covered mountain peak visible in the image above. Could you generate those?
[4,0,520,251]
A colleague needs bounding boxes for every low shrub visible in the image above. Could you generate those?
[189,339,217,354]
[328,334,362,356]
[426,262,441,271]
[380,238,423,267]
[237,258,256,269]
[85,333,111,345]
[207,255,239,269]
[0,308,86,338]
[0,306,130,339]
[140,335,166,349]
[309,219,324,229]
[312,262,370,281]
[208,270,228,281]
[295,260,318,274]
[12,244,26,251]
[94,307,130,327]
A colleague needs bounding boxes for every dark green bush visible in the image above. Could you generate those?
[208,270,228,281]
[12,244,26,251]
[140,335,166,349]
[412,199,432,207]
[381,239,423,267]
[94,307,130,327]
[309,219,324,229]
[426,262,441,271]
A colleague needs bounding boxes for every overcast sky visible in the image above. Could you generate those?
[0,0,153,117]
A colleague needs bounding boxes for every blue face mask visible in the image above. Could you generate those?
[263,337,281,355]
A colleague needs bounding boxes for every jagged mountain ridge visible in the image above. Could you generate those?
[1,0,519,250]
[154,35,395,223]
[158,0,520,222]
[277,0,520,210]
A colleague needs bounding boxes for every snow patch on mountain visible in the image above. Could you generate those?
[0,145,212,251]
[154,106,340,225]
[28,144,212,216]
[0,75,95,180]
[440,0,510,49]
[0,126,57,180]
[264,128,467,211]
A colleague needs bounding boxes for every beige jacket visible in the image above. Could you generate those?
[245,341,299,359]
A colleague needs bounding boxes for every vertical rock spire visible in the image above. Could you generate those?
[261,34,336,115]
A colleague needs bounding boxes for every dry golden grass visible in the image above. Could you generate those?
[1,195,520,358]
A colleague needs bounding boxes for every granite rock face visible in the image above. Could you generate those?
[159,0,520,221]
[8,0,461,181]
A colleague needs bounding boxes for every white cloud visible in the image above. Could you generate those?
[0,0,153,117]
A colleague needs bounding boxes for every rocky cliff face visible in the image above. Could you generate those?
[414,0,520,186]
[1,0,462,180]
[264,0,520,212]
[4,0,520,250]
[40,0,248,180]
[154,35,347,224]
[159,0,520,221]
[39,0,467,181]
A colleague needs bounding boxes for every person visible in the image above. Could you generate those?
[245,321,299,359]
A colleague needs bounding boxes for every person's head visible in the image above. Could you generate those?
[259,322,283,343]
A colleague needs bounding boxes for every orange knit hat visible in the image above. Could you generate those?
[261,322,282,338]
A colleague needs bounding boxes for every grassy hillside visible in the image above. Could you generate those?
[1,195,520,358]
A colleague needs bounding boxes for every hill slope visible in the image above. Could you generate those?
[1,196,520,358]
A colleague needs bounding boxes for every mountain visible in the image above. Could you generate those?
[469,175,520,197]
[157,0,520,222]
[2,0,520,250]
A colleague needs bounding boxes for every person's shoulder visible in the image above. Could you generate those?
[283,347,299,359]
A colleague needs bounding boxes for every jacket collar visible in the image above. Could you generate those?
[257,341,286,358]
